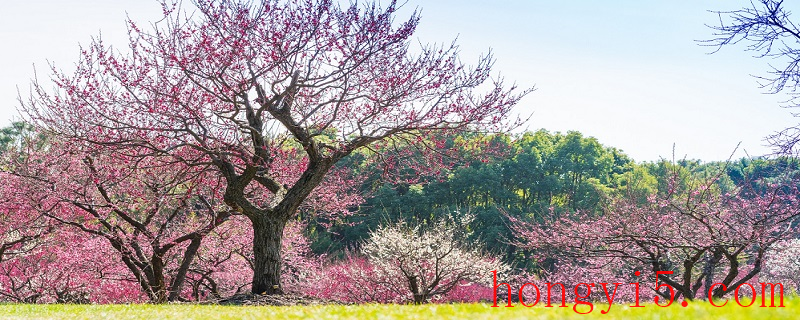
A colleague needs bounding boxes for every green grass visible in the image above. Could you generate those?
[0,299,795,320]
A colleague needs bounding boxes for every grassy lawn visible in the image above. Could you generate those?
[0,300,795,319]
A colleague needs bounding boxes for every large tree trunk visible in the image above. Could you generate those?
[146,255,168,303]
[251,215,287,295]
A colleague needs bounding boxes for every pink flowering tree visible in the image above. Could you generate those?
[0,173,49,267]
[312,256,397,303]
[6,141,235,303]
[1,132,136,303]
[0,230,142,303]
[22,0,527,295]
[511,168,800,301]
[0,127,51,267]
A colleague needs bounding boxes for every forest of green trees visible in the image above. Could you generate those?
[295,127,798,270]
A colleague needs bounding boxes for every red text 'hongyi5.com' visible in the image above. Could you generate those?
[490,270,785,314]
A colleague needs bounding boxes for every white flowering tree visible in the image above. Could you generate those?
[362,215,509,304]
[763,239,800,292]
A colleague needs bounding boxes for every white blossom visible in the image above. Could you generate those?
[362,214,509,304]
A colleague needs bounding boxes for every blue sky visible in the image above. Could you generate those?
[1,1,797,162]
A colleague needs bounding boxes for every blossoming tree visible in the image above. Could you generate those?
[22,0,527,294]
[6,141,235,302]
[763,238,800,292]
[336,215,509,304]
[0,173,49,266]
[511,168,800,301]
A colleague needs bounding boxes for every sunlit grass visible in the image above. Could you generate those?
[0,299,795,319]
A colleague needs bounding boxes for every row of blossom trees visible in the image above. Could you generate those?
[1,134,504,303]
[4,129,800,304]
[510,162,800,302]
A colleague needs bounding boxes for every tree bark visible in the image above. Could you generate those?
[168,237,203,301]
[250,214,287,295]
[702,248,722,300]
[147,255,167,303]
